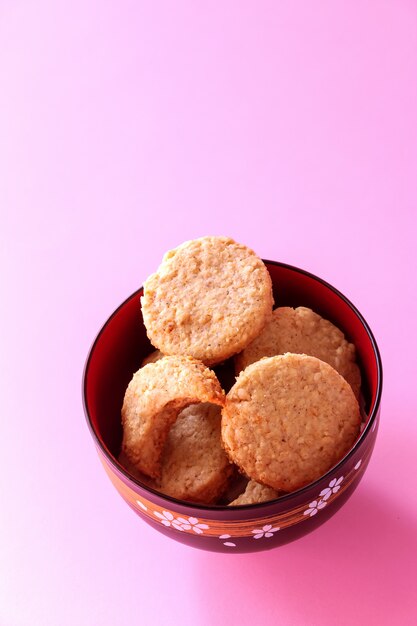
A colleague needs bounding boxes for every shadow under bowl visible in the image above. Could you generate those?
[82,260,382,553]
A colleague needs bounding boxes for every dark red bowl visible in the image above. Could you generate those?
[82,261,382,553]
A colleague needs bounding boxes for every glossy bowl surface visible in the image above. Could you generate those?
[83,261,382,552]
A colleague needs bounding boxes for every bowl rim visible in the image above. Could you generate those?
[82,259,383,511]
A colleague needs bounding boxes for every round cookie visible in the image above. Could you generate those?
[121,356,225,479]
[229,480,280,506]
[157,403,232,503]
[235,306,361,398]
[222,353,361,492]
[141,236,273,365]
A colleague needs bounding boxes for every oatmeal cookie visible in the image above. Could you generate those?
[229,480,280,506]
[121,356,225,478]
[157,403,232,503]
[141,236,273,365]
[235,306,361,397]
[222,353,361,492]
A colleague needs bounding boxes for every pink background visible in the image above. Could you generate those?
[1,1,416,625]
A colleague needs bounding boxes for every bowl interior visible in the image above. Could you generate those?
[84,261,380,479]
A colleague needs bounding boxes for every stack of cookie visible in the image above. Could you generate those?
[119,236,361,506]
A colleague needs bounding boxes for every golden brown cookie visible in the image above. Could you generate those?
[157,403,232,503]
[228,480,280,506]
[141,236,273,365]
[235,306,361,398]
[222,353,361,492]
[119,404,232,504]
[121,356,225,479]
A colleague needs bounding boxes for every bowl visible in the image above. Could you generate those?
[82,260,382,553]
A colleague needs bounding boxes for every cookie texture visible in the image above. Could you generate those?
[235,306,361,398]
[141,236,273,365]
[157,403,232,503]
[222,353,361,492]
[229,480,279,506]
[120,404,232,504]
[121,356,225,479]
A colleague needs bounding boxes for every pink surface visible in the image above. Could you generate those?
[1,1,416,625]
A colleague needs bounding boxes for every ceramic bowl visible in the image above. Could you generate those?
[82,261,382,553]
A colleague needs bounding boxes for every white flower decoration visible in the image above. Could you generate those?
[135,499,147,511]
[354,459,362,470]
[319,476,344,501]
[153,512,209,533]
[175,516,209,534]
[251,524,280,539]
[303,499,327,517]
[219,534,236,547]
[153,510,184,531]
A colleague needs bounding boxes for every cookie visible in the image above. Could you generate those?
[229,480,280,506]
[221,353,361,492]
[121,356,225,478]
[235,306,361,398]
[141,236,273,365]
[157,403,232,503]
